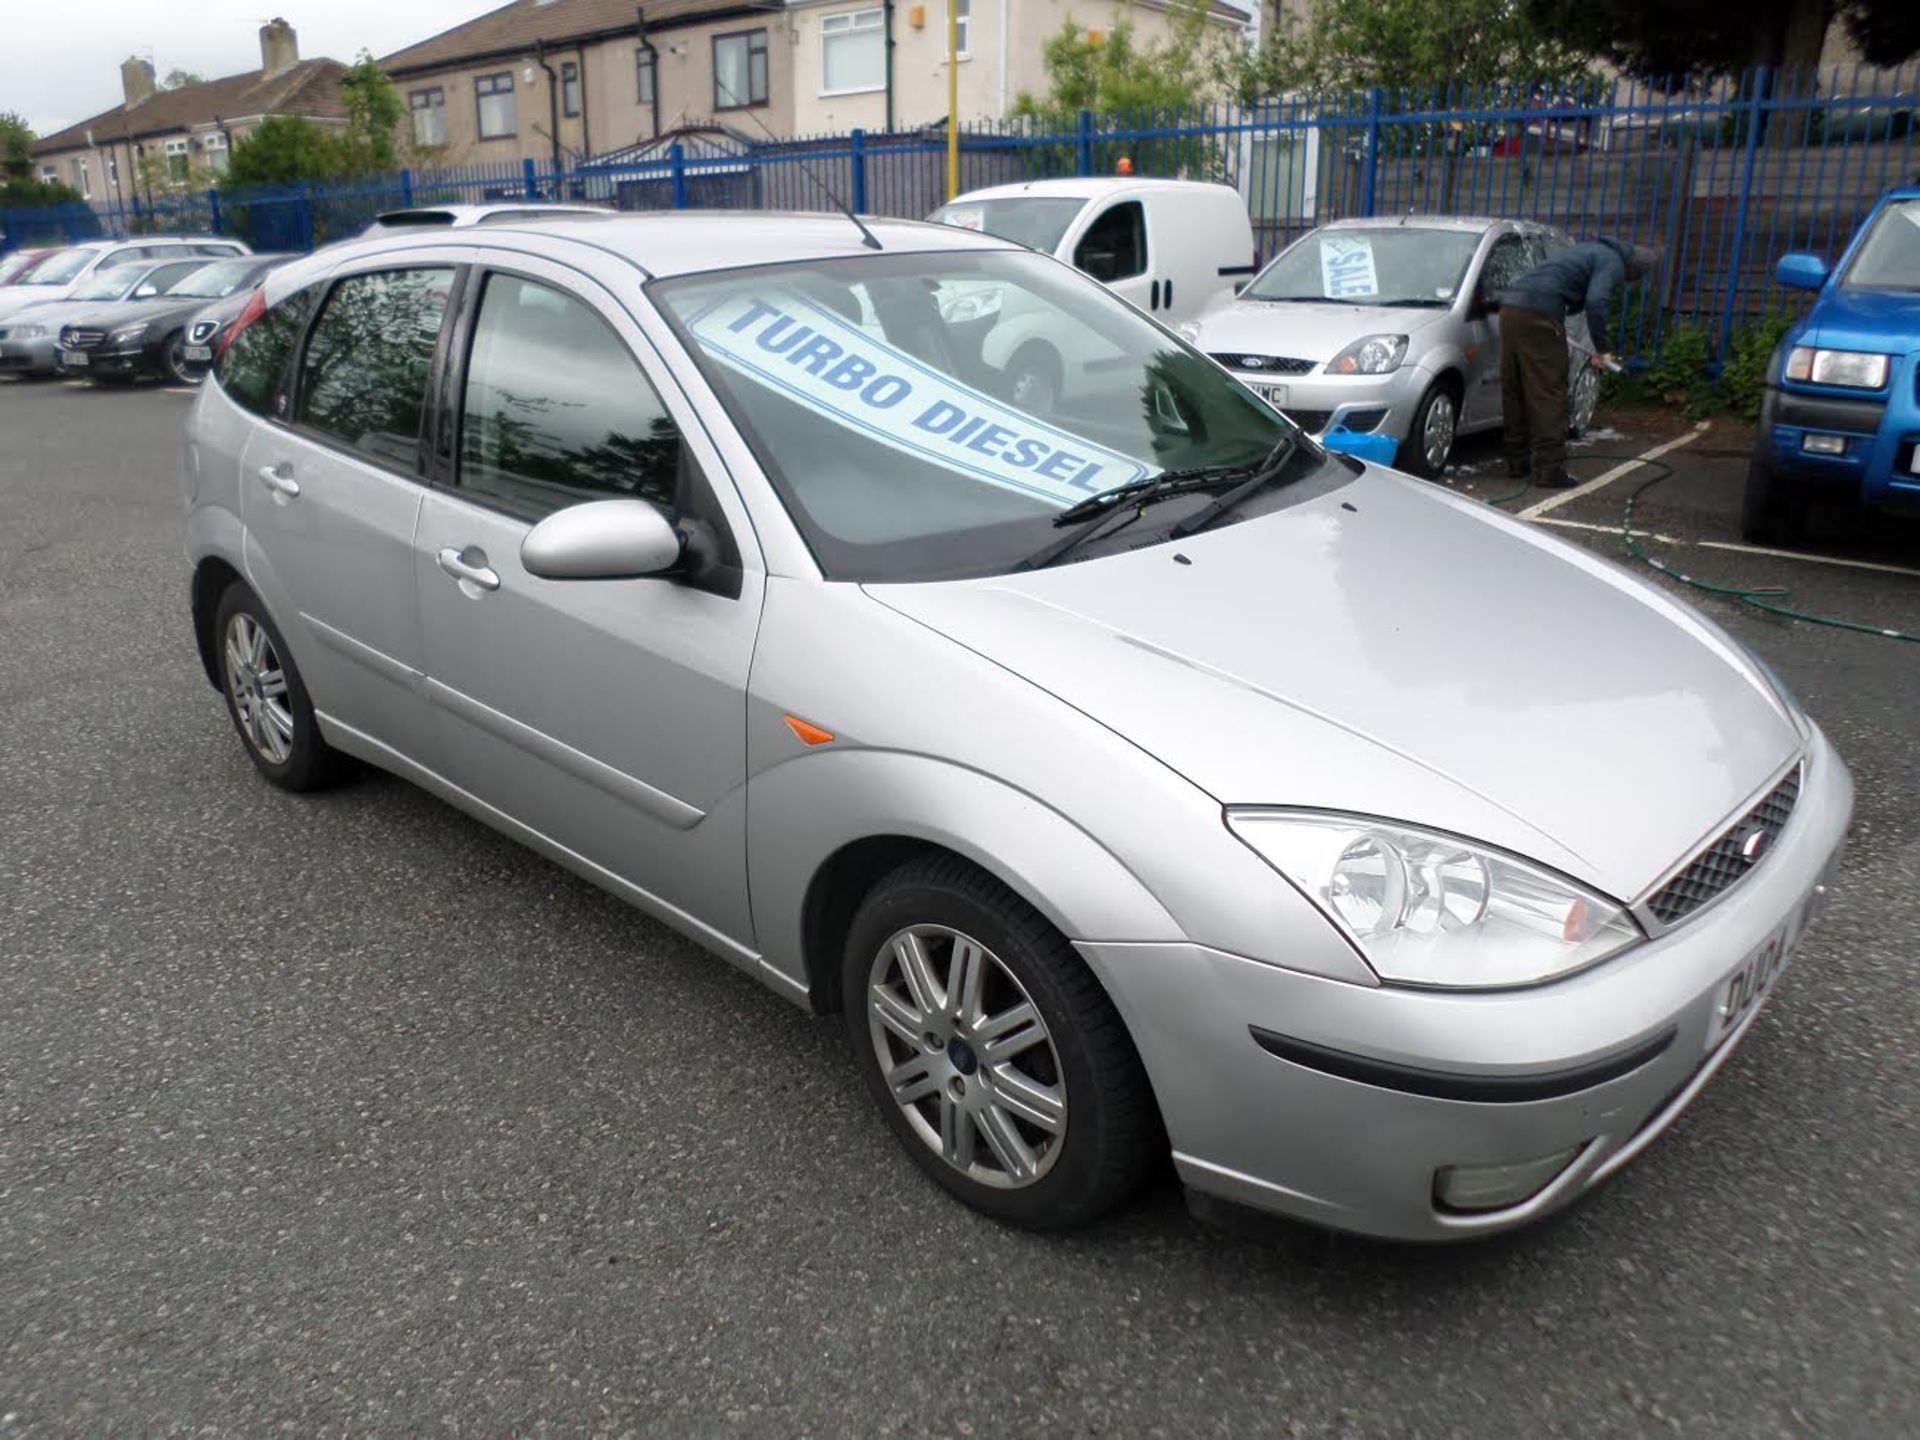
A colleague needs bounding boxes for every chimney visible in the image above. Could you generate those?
[259,18,299,77]
[121,56,157,109]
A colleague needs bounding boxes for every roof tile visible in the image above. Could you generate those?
[34,59,350,155]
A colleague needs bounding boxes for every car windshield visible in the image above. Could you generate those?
[653,250,1333,582]
[20,248,96,285]
[1245,227,1484,306]
[167,259,266,299]
[1842,198,1920,291]
[70,267,146,301]
[929,197,1089,253]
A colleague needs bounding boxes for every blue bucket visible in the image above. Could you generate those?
[1319,428,1399,467]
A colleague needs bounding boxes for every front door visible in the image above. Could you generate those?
[241,262,459,763]
[412,262,762,947]
[1464,231,1543,430]
[1072,199,1154,315]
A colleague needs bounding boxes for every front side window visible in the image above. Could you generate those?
[459,273,681,520]
[713,29,769,110]
[165,138,190,184]
[561,61,582,117]
[653,250,1319,582]
[218,287,316,418]
[1843,198,1920,292]
[410,87,447,147]
[297,268,456,471]
[636,48,656,105]
[476,73,517,141]
[1477,233,1531,303]
[1074,202,1147,283]
[822,9,884,93]
[1246,226,1484,307]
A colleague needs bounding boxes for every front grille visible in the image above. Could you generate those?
[1212,352,1315,375]
[62,328,105,350]
[1646,767,1802,926]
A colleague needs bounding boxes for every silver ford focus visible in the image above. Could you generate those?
[182,213,1850,1240]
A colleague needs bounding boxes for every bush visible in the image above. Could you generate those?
[1608,313,1796,421]
[1641,321,1715,417]
[1721,311,1795,420]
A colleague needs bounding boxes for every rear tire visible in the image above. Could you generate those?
[841,855,1159,1230]
[213,582,354,792]
[1740,456,1809,546]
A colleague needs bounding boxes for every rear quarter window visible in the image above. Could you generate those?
[217,288,317,418]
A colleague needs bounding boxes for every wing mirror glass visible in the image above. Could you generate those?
[521,498,682,581]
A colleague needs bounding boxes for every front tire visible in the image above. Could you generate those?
[842,855,1159,1230]
[1398,381,1459,478]
[161,329,195,386]
[213,582,353,791]
[1740,456,1809,546]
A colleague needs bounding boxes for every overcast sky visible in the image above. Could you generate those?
[1,2,491,136]
[2,1,1256,138]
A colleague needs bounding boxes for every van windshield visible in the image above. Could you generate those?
[929,197,1088,253]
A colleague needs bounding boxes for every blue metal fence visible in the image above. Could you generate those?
[5,65,1917,360]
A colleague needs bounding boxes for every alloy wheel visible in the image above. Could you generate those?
[1571,365,1600,435]
[1422,390,1458,472]
[866,925,1068,1189]
[223,613,295,765]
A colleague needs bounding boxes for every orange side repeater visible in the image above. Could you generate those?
[783,714,836,746]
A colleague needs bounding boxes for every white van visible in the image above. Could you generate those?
[930,177,1257,328]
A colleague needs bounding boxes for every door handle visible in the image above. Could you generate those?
[436,546,500,592]
[1163,278,1174,310]
[1150,279,1162,311]
[256,464,299,498]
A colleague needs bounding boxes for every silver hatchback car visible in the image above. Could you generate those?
[1189,217,1605,476]
[184,214,1850,1240]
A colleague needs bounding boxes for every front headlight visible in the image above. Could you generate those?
[1784,346,1889,389]
[1327,334,1408,375]
[13,324,48,339]
[110,322,149,346]
[1228,811,1642,989]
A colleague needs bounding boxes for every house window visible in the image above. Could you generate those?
[822,8,884,94]
[165,137,190,184]
[201,132,229,177]
[713,29,769,110]
[476,72,517,140]
[636,47,656,105]
[949,0,971,58]
[561,61,581,118]
[107,154,119,190]
[71,157,91,198]
[410,87,447,147]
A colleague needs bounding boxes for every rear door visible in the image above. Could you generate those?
[239,256,463,764]
[411,255,762,945]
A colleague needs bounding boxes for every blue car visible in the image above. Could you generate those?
[1746,184,1920,543]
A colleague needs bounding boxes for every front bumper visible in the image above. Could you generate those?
[1080,727,1853,1242]
[1760,359,1920,504]
[58,343,152,377]
[1224,365,1426,439]
[0,335,58,375]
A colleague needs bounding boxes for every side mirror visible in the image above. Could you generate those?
[521,498,682,581]
[1776,253,1829,291]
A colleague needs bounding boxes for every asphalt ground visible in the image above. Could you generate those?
[1,376,1916,1436]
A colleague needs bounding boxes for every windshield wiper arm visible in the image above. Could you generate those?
[1168,432,1302,540]
[1044,464,1253,529]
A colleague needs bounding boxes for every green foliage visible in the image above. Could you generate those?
[1526,0,1918,78]
[0,112,83,205]
[1222,0,1589,99]
[225,115,349,188]
[163,69,207,90]
[1721,311,1796,419]
[1641,322,1715,417]
[338,52,404,175]
[1616,314,1797,420]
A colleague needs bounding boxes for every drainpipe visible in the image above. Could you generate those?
[534,39,562,174]
[577,44,591,157]
[883,0,895,132]
[997,0,1009,118]
[637,6,661,139]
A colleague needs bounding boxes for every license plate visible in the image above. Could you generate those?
[1253,382,1289,407]
[63,350,88,367]
[184,344,212,362]
[1706,892,1821,1051]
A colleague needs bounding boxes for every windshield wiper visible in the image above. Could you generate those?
[1044,463,1251,529]
[1168,432,1301,540]
[1372,297,1447,307]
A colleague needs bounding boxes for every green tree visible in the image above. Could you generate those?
[225,115,348,188]
[1012,5,1214,121]
[163,69,207,90]
[1224,0,1588,98]
[1525,0,1919,78]
[337,51,404,174]
[0,112,83,205]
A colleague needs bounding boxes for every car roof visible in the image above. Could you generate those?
[1317,215,1546,235]
[369,203,612,228]
[270,211,1017,298]
[945,177,1239,204]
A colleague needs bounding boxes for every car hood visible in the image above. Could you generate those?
[867,469,1802,900]
[1805,284,1920,353]
[1194,299,1452,365]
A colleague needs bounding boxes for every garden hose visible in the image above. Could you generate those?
[1484,455,1920,645]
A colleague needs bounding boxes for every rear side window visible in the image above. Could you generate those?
[457,272,682,519]
[219,287,316,417]
[1075,201,1147,283]
[296,268,456,471]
